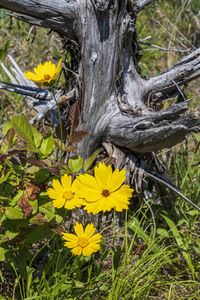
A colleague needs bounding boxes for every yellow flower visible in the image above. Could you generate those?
[24,59,62,83]
[77,163,133,214]
[46,174,85,210]
[62,222,102,256]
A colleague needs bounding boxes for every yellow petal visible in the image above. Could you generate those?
[64,241,78,248]
[55,59,62,75]
[61,174,72,190]
[71,246,82,256]
[88,233,102,243]
[64,201,75,210]
[62,233,78,242]
[84,223,96,239]
[52,178,63,193]
[83,243,100,256]
[77,187,102,203]
[52,198,65,208]
[74,222,84,237]
[108,186,133,212]
[94,163,112,189]
[24,72,40,81]
[106,168,126,192]
[77,174,101,192]
[71,196,86,207]
[82,246,93,256]
[112,185,133,199]
[88,243,100,251]
[71,178,80,193]
[46,188,60,199]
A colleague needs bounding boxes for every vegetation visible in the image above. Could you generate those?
[0,0,200,299]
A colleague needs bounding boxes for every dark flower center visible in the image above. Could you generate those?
[102,189,110,197]
[44,74,51,81]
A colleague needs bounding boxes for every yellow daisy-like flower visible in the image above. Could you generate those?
[24,59,62,83]
[62,222,102,256]
[77,163,133,214]
[46,174,85,210]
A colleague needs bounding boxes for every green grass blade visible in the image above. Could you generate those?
[161,210,195,277]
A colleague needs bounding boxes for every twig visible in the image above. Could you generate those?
[133,0,151,13]
[139,41,191,53]
[143,197,156,239]
[145,170,200,213]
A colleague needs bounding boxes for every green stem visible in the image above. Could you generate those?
[97,211,104,230]
[125,209,128,265]
[50,87,63,161]
[10,261,23,300]
[29,233,56,268]
[112,210,116,280]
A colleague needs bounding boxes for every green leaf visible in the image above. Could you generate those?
[25,224,52,245]
[0,49,4,61]
[26,166,40,174]
[1,127,15,154]
[4,40,10,52]
[5,206,23,220]
[68,155,83,173]
[0,40,10,61]
[30,199,38,215]
[0,231,18,243]
[3,121,13,136]
[192,132,200,143]
[39,202,55,221]
[0,247,7,261]
[40,135,55,156]
[157,228,170,237]
[128,217,160,254]
[11,115,35,150]
[0,196,12,202]
[113,246,122,270]
[0,171,11,184]
[161,210,195,276]
[10,190,23,206]
[84,148,103,171]
[31,126,43,148]
[186,210,199,216]
[26,266,35,296]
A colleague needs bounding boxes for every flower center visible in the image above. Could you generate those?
[44,74,51,81]
[63,190,74,201]
[78,237,89,248]
[102,189,110,197]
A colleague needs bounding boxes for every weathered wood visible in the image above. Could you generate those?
[0,0,78,37]
[0,0,200,159]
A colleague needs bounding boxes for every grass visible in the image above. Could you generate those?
[0,1,200,299]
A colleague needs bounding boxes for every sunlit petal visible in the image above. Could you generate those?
[61,174,72,190]
[84,223,96,238]
[88,233,102,243]
[52,198,65,208]
[106,168,126,192]
[63,241,78,248]
[94,163,112,189]
[46,188,60,199]
[24,59,62,83]
[77,174,101,191]
[52,179,63,193]
[71,246,82,256]
[74,222,84,237]
[62,233,78,242]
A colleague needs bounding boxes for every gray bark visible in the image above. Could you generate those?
[0,0,78,37]
[1,0,200,158]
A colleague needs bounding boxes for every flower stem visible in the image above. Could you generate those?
[112,210,116,280]
[50,87,63,160]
